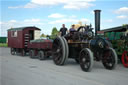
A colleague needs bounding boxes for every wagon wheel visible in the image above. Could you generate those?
[79,48,94,72]
[38,51,46,60]
[29,50,35,58]
[11,48,15,55]
[21,49,25,56]
[62,37,69,64]
[52,36,67,65]
[121,51,128,68]
[15,48,19,55]
[102,47,118,70]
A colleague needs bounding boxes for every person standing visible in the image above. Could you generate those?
[69,24,76,33]
[59,24,68,36]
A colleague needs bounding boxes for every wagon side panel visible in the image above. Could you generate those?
[8,31,12,47]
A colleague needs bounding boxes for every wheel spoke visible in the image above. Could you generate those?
[102,48,117,70]
[52,36,67,65]
[79,48,93,72]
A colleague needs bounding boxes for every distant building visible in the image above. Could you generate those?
[0,37,7,43]
[97,25,128,38]
[101,25,128,32]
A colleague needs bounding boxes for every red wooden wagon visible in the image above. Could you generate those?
[8,26,41,56]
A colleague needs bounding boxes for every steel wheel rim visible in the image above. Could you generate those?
[102,48,116,69]
[52,38,64,64]
[11,48,15,55]
[80,50,90,70]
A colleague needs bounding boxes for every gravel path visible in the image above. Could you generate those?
[0,47,128,85]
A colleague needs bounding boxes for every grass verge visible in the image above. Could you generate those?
[0,43,8,47]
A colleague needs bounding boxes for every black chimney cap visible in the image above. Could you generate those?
[94,10,101,12]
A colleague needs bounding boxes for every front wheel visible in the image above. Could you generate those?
[102,47,118,70]
[79,48,94,72]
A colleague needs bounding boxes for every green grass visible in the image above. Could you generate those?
[0,43,8,47]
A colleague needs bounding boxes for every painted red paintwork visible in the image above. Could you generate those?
[28,39,53,50]
[8,27,40,49]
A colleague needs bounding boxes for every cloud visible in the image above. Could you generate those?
[117,15,128,19]
[63,1,94,10]
[80,18,90,23]
[8,3,38,9]
[8,6,23,9]
[8,0,95,9]
[31,0,67,5]
[24,3,38,8]
[49,18,90,24]
[9,20,17,23]
[70,15,77,18]
[24,19,40,22]
[0,21,2,24]
[48,13,66,18]
[115,7,128,14]
[48,13,77,19]
[23,19,45,25]
[1,19,43,30]
[0,19,45,36]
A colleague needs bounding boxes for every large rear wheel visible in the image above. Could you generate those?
[62,37,69,64]
[122,51,128,68]
[102,47,118,70]
[79,48,94,72]
[52,36,68,65]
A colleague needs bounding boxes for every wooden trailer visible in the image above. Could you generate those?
[8,26,41,56]
[28,38,53,60]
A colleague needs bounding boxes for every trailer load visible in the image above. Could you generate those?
[28,38,53,60]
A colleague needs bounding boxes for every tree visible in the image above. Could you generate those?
[122,24,128,28]
[50,27,59,39]
[40,33,46,37]
[51,27,58,36]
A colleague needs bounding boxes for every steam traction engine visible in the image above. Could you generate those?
[52,10,118,72]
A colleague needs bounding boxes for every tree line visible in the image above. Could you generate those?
[40,27,59,39]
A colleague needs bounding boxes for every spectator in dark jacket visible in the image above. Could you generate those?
[59,24,68,36]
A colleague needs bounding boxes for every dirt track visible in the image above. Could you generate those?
[0,47,128,85]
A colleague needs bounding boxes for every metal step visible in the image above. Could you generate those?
[24,44,28,46]
[25,34,29,36]
[24,42,28,44]
[24,37,29,38]
[25,40,29,41]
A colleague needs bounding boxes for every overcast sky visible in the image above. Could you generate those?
[0,0,128,37]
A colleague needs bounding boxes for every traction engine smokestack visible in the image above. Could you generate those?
[94,10,101,36]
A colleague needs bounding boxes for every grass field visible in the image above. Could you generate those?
[0,43,8,47]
